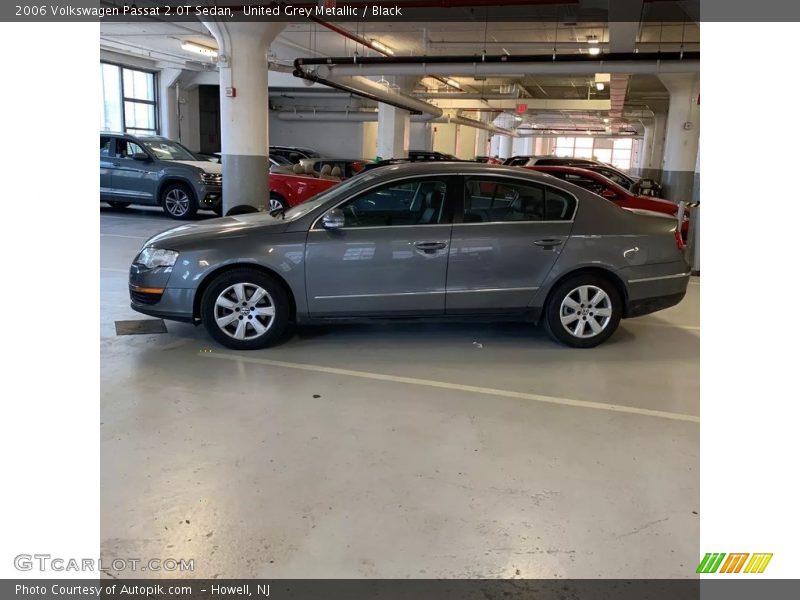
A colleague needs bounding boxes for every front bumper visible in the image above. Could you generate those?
[198,183,222,210]
[129,263,196,323]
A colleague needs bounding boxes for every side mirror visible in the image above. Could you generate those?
[601,188,618,200]
[321,209,345,230]
[132,153,150,162]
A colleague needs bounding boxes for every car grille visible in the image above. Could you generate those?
[201,173,222,185]
[130,287,163,305]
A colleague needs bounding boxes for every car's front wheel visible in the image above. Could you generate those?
[161,183,198,220]
[200,268,291,350]
[543,274,622,348]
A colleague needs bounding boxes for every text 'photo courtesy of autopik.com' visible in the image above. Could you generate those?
[3,1,800,599]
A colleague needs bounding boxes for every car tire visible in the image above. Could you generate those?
[161,182,198,220]
[542,274,622,348]
[107,201,131,209]
[200,268,292,350]
[269,193,288,212]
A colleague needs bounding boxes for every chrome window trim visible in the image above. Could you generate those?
[459,172,579,225]
[309,174,455,231]
[628,272,691,284]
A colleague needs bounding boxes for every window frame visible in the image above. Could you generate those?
[456,175,578,225]
[100,61,160,136]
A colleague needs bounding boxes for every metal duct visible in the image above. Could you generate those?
[275,111,516,136]
[294,52,700,78]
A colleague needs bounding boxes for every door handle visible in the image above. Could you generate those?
[413,241,448,253]
[533,238,563,248]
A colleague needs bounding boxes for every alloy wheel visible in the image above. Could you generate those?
[164,188,190,217]
[559,285,613,339]
[269,197,284,212]
[214,283,276,340]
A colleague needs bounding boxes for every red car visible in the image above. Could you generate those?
[269,172,340,211]
[525,165,689,238]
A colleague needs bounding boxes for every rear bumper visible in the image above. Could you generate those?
[626,291,686,318]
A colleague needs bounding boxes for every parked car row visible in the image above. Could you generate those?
[101,134,676,227]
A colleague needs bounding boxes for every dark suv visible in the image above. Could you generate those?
[100,132,222,219]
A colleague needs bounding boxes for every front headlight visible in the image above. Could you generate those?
[135,247,179,269]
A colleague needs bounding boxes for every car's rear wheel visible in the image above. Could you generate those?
[107,201,131,209]
[543,274,622,348]
[269,194,288,212]
[200,268,291,350]
[161,183,198,220]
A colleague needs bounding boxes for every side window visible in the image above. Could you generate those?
[116,140,145,159]
[465,178,575,222]
[100,136,112,157]
[337,178,449,227]
[508,157,528,166]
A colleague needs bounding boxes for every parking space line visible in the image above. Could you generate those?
[101,234,148,239]
[624,321,700,331]
[199,351,699,423]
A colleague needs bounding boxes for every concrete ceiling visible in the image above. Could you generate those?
[100,19,698,135]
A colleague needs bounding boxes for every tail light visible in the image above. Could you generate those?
[675,201,687,250]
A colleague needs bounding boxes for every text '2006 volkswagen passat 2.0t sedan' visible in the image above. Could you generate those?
[129,163,691,349]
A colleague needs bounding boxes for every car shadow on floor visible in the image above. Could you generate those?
[159,318,698,364]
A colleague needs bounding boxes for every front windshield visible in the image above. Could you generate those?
[270,154,292,166]
[141,139,196,161]
[282,170,382,221]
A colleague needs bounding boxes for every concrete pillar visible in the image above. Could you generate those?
[204,22,284,213]
[378,104,411,159]
[158,68,182,140]
[638,111,667,179]
[474,112,491,157]
[410,121,433,152]
[689,141,701,272]
[659,74,700,201]
[498,135,513,159]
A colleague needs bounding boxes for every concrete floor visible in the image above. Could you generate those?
[101,206,699,579]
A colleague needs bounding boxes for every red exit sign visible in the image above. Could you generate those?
[516,103,528,113]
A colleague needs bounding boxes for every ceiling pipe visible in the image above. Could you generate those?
[294,52,700,77]
[276,110,516,136]
[307,16,456,91]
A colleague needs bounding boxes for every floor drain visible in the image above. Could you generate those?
[115,319,168,336]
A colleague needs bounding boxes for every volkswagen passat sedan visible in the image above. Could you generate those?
[129,163,690,349]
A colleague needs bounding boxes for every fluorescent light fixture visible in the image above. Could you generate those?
[603,117,609,123]
[588,46,601,56]
[371,40,394,55]
[446,78,461,89]
[596,82,605,91]
[181,41,218,58]
[587,36,600,55]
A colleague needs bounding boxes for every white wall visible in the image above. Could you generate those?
[432,123,457,155]
[362,121,378,159]
[178,87,200,151]
[455,125,477,160]
[268,116,367,158]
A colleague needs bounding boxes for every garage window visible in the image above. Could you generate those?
[100,62,158,135]
[464,179,575,223]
